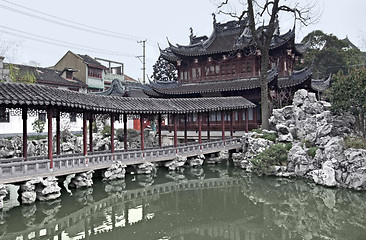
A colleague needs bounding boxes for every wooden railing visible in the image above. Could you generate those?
[0,138,241,183]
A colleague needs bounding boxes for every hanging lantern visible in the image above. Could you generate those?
[177,60,181,66]
[194,58,198,64]
[256,50,261,56]
[208,57,213,62]
[237,52,242,58]
[286,49,292,55]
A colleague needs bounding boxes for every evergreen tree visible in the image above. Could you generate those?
[296,30,363,78]
[151,57,177,82]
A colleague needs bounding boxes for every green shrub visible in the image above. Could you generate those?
[28,135,47,141]
[251,128,277,142]
[345,136,366,149]
[250,143,289,175]
[307,146,318,158]
[32,119,45,134]
[101,125,111,138]
[285,142,293,151]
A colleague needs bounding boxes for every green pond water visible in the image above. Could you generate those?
[0,164,366,240]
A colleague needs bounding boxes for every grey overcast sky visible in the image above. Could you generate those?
[1,0,365,81]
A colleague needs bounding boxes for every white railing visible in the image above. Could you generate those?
[0,139,241,181]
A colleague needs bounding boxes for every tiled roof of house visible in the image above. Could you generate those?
[4,63,87,88]
[0,82,255,114]
[77,54,106,69]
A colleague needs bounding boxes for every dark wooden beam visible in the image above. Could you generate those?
[111,114,115,153]
[158,114,162,148]
[22,108,27,160]
[56,110,61,155]
[124,114,128,151]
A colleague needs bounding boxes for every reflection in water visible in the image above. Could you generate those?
[1,165,366,240]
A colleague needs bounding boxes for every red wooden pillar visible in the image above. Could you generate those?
[184,113,188,144]
[198,112,202,145]
[230,110,234,138]
[140,114,144,151]
[83,112,87,156]
[22,108,27,160]
[207,112,210,140]
[56,111,61,155]
[245,108,249,133]
[47,108,53,168]
[89,116,93,153]
[221,111,225,141]
[111,114,115,153]
[173,114,178,148]
[124,114,128,151]
[158,114,162,148]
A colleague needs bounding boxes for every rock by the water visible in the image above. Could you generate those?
[164,155,187,171]
[103,162,126,181]
[69,171,94,188]
[0,185,8,210]
[205,150,229,164]
[135,162,156,174]
[187,154,205,167]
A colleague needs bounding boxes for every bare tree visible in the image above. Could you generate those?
[218,0,318,129]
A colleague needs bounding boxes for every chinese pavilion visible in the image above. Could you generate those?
[155,16,312,131]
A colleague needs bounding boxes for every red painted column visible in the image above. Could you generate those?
[111,114,115,153]
[140,114,144,151]
[83,112,87,156]
[230,110,234,138]
[198,112,202,144]
[89,116,93,153]
[221,111,225,141]
[207,112,210,140]
[184,113,188,144]
[22,108,27,160]
[174,114,177,148]
[124,114,128,151]
[47,108,53,168]
[245,108,249,133]
[158,114,162,148]
[56,111,61,155]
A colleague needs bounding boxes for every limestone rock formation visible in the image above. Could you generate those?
[205,150,229,164]
[164,155,187,171]
[135,162,156,174]
[103,162,126,181]
[187,154,205,167]
[68,171,94,188]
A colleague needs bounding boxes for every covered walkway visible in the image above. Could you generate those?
[0,82,254,183]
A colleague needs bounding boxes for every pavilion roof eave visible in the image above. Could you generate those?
[0,82,255,115]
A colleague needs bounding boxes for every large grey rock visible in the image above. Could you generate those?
[0,185,8,210]
[103,162,126,180]
[165,155,187,171]
[187,154,205,167]
[69,171,94,188]
[308,161,337,187]
[276,124,293,142]
[135,162,155,174]
[205,150,229,164]
[287,143,313,176]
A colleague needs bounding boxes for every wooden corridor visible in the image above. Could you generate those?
[0,138,241,184]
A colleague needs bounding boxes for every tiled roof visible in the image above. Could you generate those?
[4,63,87,88]
[277,67,312,88]
[150,68,278,95]
[161,18,296,59]
[0,82,255,114]
[311,74,331,92]
[77,54,106,69]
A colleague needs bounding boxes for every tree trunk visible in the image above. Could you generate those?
[260,49,270,130]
